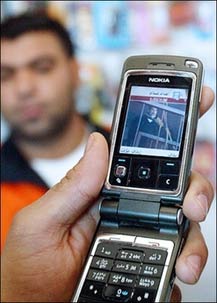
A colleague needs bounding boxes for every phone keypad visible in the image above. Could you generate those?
[78,241,168,303]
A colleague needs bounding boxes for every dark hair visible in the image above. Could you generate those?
[1,12,75,57]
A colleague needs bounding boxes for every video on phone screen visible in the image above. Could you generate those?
[120,85,188,158]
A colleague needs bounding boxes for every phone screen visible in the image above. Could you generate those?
[120,85,188,158]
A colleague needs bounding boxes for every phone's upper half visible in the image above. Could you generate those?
[103,55,203,203]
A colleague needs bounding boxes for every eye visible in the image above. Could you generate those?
[32,59,56,74]
[1,68,14,82]
[34,62,54,73]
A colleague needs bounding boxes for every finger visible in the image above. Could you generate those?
[183,171,214,221]
[199,86,215,118]
[175,222,208,284]
[170,284,182,302]
[70,201,100,262]
[71,196,100,246]
[37,132,109,225]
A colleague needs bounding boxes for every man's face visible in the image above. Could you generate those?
[150,107,158,119]
[1,31,79,142]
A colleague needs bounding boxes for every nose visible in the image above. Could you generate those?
[14,69,36,101]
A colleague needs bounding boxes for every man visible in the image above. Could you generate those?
[1,13,108,249]
[1,11,215,302]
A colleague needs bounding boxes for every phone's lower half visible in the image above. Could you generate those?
[72,222,186,303]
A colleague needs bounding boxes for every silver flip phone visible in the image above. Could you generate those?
[72,55,203,303]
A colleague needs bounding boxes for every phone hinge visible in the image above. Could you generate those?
[100,198,183,230]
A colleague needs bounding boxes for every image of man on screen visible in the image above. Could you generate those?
[137,105,173,149]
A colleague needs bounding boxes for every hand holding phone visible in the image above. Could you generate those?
[72,55,203,303]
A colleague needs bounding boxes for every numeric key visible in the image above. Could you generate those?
[117,249,144,262]
[91,257,113,271]
[109,272,136,287]
[87,269,109,283]
[113,260,141,274]
[103,285,133,302]
[95,242,118,259]
[144,249,167,265]
[140,264,163,278]
[137,277,160,290]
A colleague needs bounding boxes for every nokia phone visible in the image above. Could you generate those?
[72,55,203,303]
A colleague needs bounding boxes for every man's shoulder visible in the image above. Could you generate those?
[1,136,19,162]
[1,137,26,179]
[1,137,48,188]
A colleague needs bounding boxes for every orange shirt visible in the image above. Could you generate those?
[1,182,47,251]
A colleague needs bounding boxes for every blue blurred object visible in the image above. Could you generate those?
[92,1,130,49]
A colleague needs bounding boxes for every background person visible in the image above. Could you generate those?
[1,12,108,250]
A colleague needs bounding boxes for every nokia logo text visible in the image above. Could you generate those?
[148,77,170,83]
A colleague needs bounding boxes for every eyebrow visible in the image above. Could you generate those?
[1,55,57,70]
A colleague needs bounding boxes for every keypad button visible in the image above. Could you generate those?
[117,249,144,262]
[91,257,113,271]
[140,264,163,278]
[80,281,105,299]
[129,159,159,189]
[87,269,109,283]
[103,285,133,302]
[113,260,141,274]
[144,249,167,265]
[114,165,127,178]
[138,167,151,179]
[132,288,157,303]
[95,242,118,259]
[109,272,136,287]
[157,175,179,190]
[137,277,160,290]
[109,157,131,186]
[160,160,180,174]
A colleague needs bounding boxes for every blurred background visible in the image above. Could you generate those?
[1,1,216,302]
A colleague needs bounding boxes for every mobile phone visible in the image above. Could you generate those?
[72,55,203,303]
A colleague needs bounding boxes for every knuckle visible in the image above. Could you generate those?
[206,179,214,201]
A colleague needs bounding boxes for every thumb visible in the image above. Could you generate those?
[35,132,109,225]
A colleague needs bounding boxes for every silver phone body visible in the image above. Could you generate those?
[72,55,203,303]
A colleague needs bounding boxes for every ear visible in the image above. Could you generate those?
[69,58,80,89]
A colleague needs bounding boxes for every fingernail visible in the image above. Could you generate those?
[196,193,209,219]
[85,133,95,153]
[186,255,201,282]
